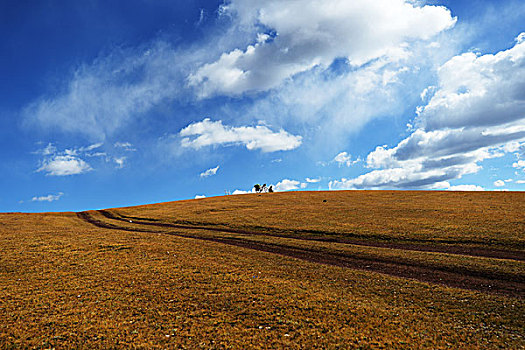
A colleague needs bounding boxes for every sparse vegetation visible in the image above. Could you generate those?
[0,191,523,348]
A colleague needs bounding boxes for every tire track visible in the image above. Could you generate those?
[77,211,524,297]
[100,210,524,262]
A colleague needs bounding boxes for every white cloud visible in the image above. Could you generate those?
[23,42,191,138]
[446,185,484,191]
[31,192,64,202]
[180,118,302,152]
[85,152,107,158]
[503,141,524,153]
[274,179,301,192]
[114,142,136,151]
[232,189,251,195]
[334,152,352,167]
[516,180,525,184]
[35,143,57,156]
[200,165,220,178]
[416,35,525,131]
[21,0,457,166]
[245,57,427,149]
[189,0,455,97]
[420,86,436,101]
[333,152,361,167]
[330,166,464,190]
[331,35,525,189]
[114,157,126,169]
[37,155,92,176]
[34,143,99,176]
[494,180,505,187]
[306,177,321,183]
[79,143,103,152]
[516,32,525,44]
[513,160,525,169]
[35,142,135,174]
[196,9,206,27]
[232,187,259,194]
[22,0,456,156]
[195,195,206,199]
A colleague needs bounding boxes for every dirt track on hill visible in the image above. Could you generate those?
[98,209,525,261]
[77,211,525,298]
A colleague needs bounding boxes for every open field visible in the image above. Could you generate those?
[1,191,524,348]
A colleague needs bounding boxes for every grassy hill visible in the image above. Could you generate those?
[1,191,523,348]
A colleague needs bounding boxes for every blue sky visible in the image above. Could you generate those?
[1,0,524,212]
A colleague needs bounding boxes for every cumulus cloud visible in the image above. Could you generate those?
[31,192,64,202]
[306,177,321,183]
[493,180,505,187]
[34,142,128,175]
[195,195,206,199]
[514,160,525,170]
[274,179,301,192]
[200,165,220,177]
[180,118,302,152]
[37,155,92,176]
[416,38,525,131]
[333,152,361,167]
[330,166,460,190]
[189,0,455,97]
[331,34,525,189]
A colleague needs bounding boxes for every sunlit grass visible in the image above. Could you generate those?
[0,191,523,348]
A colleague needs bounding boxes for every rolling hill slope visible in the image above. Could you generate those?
[1,191,524,348]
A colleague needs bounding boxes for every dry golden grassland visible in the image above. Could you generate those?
[0,191,523,349]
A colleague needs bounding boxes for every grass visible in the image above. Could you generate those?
[119,191,525,248]
[0,191,523,349]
